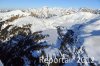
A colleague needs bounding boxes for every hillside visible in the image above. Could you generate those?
[0,7,100,66]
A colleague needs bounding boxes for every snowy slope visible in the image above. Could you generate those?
[0,8,100,66]
[0,10,30,21]
[0,60,3,66]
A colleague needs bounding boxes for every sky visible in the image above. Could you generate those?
[0,0,100,9]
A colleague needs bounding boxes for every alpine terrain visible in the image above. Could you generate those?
[0,7,100,66]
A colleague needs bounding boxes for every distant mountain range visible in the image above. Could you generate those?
[0,7,100,66]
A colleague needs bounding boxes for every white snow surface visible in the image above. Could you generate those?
[0,10,29,21]
[0,8,100,64]
[0,60,3,66]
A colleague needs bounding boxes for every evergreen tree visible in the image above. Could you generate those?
[0,23,49,66]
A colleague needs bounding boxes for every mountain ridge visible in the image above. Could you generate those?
[0,7,100,66]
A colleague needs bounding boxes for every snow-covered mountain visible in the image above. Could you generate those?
[0,7,100,66]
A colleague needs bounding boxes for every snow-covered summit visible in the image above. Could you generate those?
[0,7,100,66]
[0,7,99,20]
